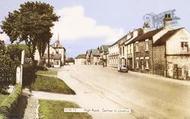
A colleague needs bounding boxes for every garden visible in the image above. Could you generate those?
[0,1,92,119]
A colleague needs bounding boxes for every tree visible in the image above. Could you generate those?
[6,44,30,62]
[36,32,52,59]
[1,1,59,64]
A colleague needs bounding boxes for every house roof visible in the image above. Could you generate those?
[122,28,144,44]
[119,33,133,45]
[91,49,100,56]
[86,49,92,55]
[153,28,184,46]
[51,40,66,50]
[127,28,163,44]
[98,45,109,52]
[109,29,142,47]
[75,54,86,59]
[110,37,123,47]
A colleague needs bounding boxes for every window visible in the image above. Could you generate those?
[123,47,125,56]
[145,59,149,69]
[120,47,122,54]
[181,42,188,51]
[135,42,139,52]
[128,46,130,54]
[145,40,149,51]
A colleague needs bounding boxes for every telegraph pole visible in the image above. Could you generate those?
[48,39,50,67]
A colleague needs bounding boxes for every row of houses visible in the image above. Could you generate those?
[75,45,109,66]
[75,11,190,80]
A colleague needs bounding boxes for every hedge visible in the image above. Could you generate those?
[0,54,18,92]
[22,64,36,87]
[0,84,22,119]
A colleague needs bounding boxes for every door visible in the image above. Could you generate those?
[128,58,132,70]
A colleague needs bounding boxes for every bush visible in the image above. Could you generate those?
[23,64,48,88]
[0,55,18,92]
[22,64,36,87]
[0,41,19,92]
[0,84,22,119]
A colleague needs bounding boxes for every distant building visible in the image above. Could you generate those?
[85,49,100,65]
[75,54,86,65]
[98,45,109,66]
[85,49,92,65]
[34,40,66,67]
[107,41,120,68]
[90,49,100,65]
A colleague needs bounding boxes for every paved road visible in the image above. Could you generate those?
[58,65,190,119]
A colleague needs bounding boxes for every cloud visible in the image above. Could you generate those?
[51,6,124,44]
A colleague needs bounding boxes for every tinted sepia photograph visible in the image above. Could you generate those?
[0,0,190,119]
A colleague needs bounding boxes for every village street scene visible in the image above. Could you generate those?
[0,0,190,119]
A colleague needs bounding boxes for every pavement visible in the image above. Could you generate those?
[22,89,39,119]
[54,64,190,119]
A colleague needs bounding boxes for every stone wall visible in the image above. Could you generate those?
[167,56,190,79]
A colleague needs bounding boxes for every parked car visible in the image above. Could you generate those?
[118,57,128,73]
[66,57,75,64]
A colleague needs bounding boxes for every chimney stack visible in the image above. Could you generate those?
[163,13,173,28]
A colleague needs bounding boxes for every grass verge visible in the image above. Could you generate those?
[39,100,92,119]
[36,70,57,76]
[31,75,75,94]
[0,84,22,119]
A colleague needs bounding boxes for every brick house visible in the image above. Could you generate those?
[128,28,163,73]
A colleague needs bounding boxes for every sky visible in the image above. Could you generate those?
[0,0,190,57]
